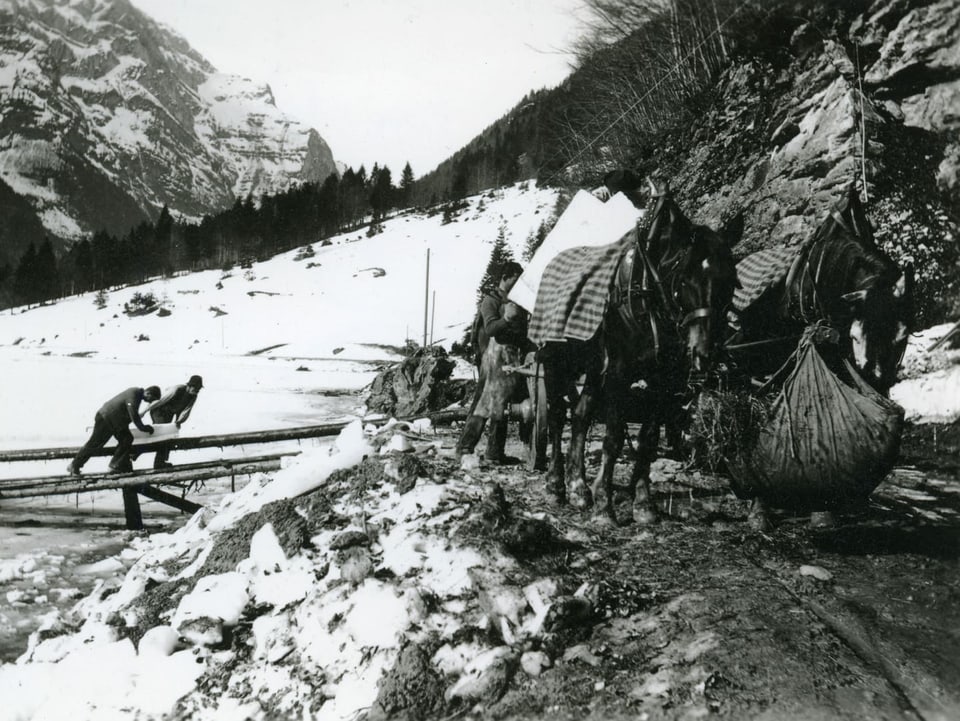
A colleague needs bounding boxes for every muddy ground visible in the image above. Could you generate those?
[429,420,960,721]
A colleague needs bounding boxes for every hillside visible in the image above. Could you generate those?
[418,0,960,324]
[0,182,559,446]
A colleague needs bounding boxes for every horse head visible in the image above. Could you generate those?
[812,185,913,395]
[678,215,743,373]
[843,265,913,394]
[643,182,743,373]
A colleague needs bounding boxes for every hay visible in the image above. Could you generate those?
[687,388,772,475]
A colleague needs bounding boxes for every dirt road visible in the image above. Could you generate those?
[443,423,960,721]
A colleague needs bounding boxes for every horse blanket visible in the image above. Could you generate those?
[732,245,798,312]
[527,231,634,345]
[509,190,643,312]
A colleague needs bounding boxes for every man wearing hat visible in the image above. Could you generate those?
[140,375,203,469]
[68,385,160,475]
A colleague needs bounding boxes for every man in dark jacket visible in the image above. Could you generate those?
[140,374,203,469]
[67,385,160,475]
[456,261,532,462]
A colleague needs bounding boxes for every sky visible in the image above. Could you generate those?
[129,0,585,177]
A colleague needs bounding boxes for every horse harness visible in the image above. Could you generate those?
[612,192,712,359]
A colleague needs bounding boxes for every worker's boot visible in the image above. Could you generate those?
[455,415,486,461]
[485,420,508,463]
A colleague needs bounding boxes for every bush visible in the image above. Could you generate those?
[123,292,158,316]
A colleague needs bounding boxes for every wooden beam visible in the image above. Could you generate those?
[0,460,282,499]
[0,409,468,463]
[0,452,299,490]
[122,487,143,530]
[138,485,202,514]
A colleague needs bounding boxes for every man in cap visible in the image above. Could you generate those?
[140,374,203,469]
[67,385,160,475]
[456,262,533,464]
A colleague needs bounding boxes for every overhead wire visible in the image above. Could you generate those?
[539,0,761,186]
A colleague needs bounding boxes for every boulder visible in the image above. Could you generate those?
[366,347,468,417]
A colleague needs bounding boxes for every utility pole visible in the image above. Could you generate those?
[423,249,430,348]
[430,290,436,346]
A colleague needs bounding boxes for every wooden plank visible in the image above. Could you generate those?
[0,460,282,499]
[122,487,143,530]
[0,409,468,463]
[138,485,202,514]
[0,452,299,490]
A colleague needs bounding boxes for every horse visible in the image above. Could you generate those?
[533,179,742,525]
[729,184,912,396]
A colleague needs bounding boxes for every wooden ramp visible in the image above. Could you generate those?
[0,452,299,529]
[0,409,468,530]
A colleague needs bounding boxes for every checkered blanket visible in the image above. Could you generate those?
[732,246,799,312]
[528,230,635,344]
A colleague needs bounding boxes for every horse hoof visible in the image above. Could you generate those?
[747,512,771,532]
[633,507,658,525]
[592,512,618,528]
[570,494,592,511]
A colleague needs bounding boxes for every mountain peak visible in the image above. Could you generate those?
[0,0,337,244]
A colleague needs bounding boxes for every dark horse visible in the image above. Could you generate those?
[730,184,912,396]
[536,180,742,525]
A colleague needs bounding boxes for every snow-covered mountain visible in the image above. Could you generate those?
[0,0,337,245]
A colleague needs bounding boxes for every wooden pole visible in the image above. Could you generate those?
[0,461,283,499]
[430,290,436,346]
[423,248,430,348]
[138,485,202,514]
[0,411,469,464]
[122,487,143,530]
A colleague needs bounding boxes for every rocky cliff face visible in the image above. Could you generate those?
[645,0,960,323]
[0,0,337,244]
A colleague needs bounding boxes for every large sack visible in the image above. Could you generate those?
[730,340,904,509]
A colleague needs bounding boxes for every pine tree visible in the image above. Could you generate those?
[400,162,415,208]
[523,219,551,261]
[477,222,516,303]
[34,238,58,301]
[13,242,37,304]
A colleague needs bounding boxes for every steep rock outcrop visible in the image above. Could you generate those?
[0,0,337,241]
[645,1,959,323]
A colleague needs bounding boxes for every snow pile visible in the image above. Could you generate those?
[890,322,960,423]
[0,421,584,720]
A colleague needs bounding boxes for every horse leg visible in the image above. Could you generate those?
[629,419,661,524]
[591,389,625,526]
[565,380,596,510]
[544,369,567,503]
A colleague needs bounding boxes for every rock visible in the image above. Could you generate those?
[365,347,457,417]
[138,625,180,657]
[329,530,370,550]
[444,646,518,705]
[799,564,834,582]
[368,642,446,720]
[178,616,223,647]
[562,643,601,667]
[520,650,552,677]
[339,547,374,584]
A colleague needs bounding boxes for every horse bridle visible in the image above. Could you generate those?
[615,190,715,359]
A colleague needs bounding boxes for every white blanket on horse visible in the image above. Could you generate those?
[508,190,644,312]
